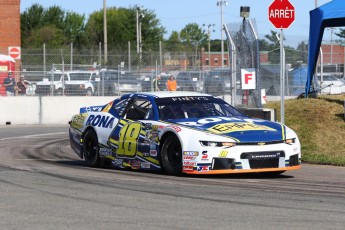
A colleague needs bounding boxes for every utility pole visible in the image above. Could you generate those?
[103,0,108,66]
[217,1,227,68]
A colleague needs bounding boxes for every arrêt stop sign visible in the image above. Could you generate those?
[268,0,295,29]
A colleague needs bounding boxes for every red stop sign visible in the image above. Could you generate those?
[268,0,295,29]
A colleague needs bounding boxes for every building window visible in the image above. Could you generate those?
[205,59,209,65]
[214,58,218,65]
[223,58,227,65]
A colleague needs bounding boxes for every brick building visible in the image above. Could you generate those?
[0,0,21,75]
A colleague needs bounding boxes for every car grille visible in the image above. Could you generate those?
[241,151,285,169]
[65,85,81,95]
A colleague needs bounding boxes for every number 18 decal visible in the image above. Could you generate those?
[117,122,141,157]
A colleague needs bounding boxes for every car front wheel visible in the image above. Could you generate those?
[83,129,100,167]
[161,135,182,175]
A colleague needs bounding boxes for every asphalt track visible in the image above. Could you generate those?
[0,125,344,230]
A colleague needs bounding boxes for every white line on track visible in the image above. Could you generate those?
[0,132,67,141]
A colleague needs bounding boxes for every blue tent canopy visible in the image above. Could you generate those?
[306,0,345,97]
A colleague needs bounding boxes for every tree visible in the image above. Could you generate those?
[165,31,183,52]
[21,4,86,48]
[85,7,165,51]
[64,12,86,46]
[180,23,208,51]
[21,4,45,46]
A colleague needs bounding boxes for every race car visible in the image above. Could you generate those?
[69,92,301,175]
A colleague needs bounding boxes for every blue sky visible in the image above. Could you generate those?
[20,0,333,47]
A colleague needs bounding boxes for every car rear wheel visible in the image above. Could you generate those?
[161,135,182,175]
[83,129,100,167]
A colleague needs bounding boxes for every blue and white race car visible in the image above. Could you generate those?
[69,92,301,175]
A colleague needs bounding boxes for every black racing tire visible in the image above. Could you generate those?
[161,135,182,176]
[83,129,100,167]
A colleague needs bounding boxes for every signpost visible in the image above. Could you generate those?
[8,47,21,60]
[268,0,295,125]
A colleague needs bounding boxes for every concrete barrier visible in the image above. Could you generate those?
[0,96,114,125]
[0,95,287,125]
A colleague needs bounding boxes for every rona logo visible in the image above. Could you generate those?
[86,115,114,128]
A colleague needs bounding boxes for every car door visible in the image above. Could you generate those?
[108,98,156,159]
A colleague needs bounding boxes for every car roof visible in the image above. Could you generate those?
[124,91,212,99]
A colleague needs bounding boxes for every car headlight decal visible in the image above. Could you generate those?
[200,141,236,148]
[285,138,295,145]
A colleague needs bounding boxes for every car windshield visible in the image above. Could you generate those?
[156,96,243,120]
[69,73,92,81]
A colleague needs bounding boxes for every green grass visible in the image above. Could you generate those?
[265,94,345,166]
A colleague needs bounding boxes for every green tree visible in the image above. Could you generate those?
[180,23,208,51]
[21,4,45,46]
[85,7,165,51]
[64,12,86,46]
[165,31,183,52]
[43,6,65,29]
[26,25,65,48]
[21,4,86,48]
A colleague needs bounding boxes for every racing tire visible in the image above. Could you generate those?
[161,135,182,176]
[83,129,100,167]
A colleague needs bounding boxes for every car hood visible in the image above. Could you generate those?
[169,116,285,142]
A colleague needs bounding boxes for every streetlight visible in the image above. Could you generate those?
[216,1,227,68]
[203,24,215,69]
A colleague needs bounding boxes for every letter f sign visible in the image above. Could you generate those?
[245,73,252,84]
[241,68,256,90]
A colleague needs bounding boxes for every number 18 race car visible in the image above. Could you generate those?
[69,92,301,176]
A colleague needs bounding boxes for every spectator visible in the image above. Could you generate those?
[153,75,161,91]
[3,71,16,96]
[16,75,28,96]
[166,75,177,91]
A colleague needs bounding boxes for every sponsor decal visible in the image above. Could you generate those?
[183,156,196,160]
[171,126,182,132]
[201,151,208,160]
[178,117,268,127]
[71,114,87,129]
[171,96,209,102]
[150,150,157,157]
[183,151,199,156]
[86,115,115,128]
[250,153,280,159]
[219,150,228,157]
[141,162,151,169]
[131,160,141,168]
[182,166,194,172]
[143,152,150,157]
[113,158,123,166]
[99,148,112,156]
[208,122,276,134]
[102,102,114,112]
[152,125,164,131]
[197,165,210,172]
[183,161,197,166]
[145,123,152,129]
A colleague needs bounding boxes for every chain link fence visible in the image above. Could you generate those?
[2,36,344,102]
